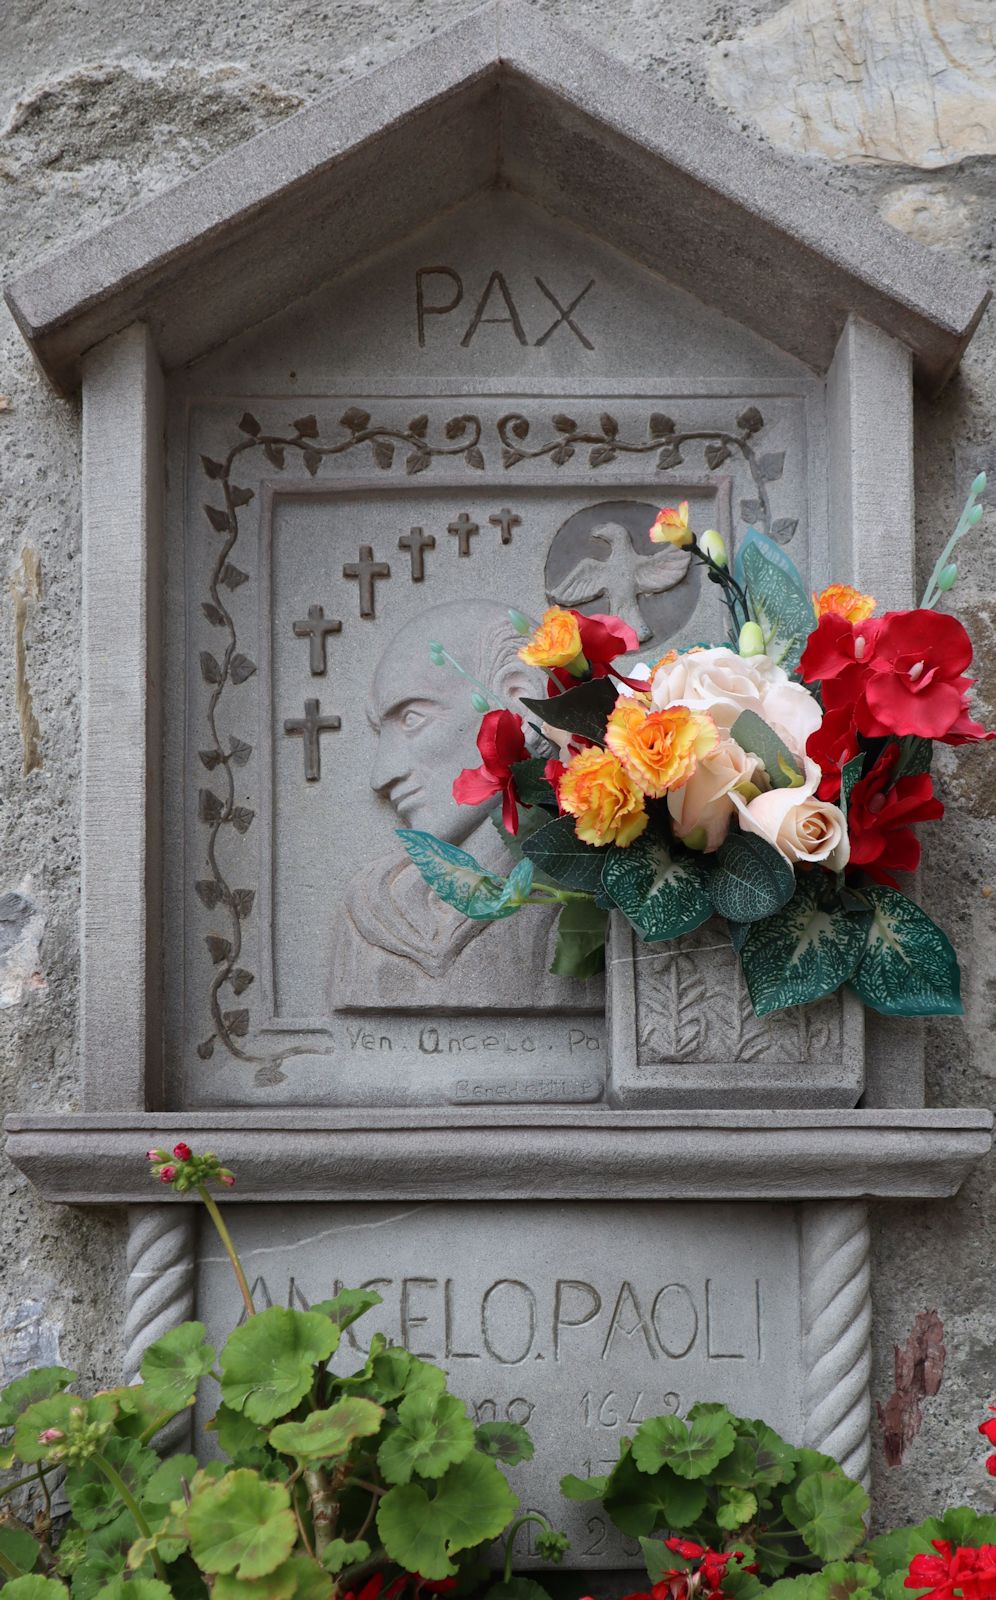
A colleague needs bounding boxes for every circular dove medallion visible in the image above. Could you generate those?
[544,499,701,655]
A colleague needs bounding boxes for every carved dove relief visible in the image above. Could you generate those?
[546,521,692,643]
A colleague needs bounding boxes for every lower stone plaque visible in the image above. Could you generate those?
[196,1199,869,1569]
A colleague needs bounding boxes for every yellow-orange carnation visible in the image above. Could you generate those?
[518,606,583,669]
[813,583,875,623]
[558,747,648,847]
[605,700,719,798]
[649,501,693,548]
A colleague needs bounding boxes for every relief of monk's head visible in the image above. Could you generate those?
[368,600,544,843]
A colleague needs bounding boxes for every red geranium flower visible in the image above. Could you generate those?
[846,744,944,886]
[979,1408,996,1476]
[906,1539,996,1599]
[452,710,528,834]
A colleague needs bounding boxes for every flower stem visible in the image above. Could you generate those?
[0,1546,22,1580]
[198,1184,255,1319]
[921,474,987,609]
[91,1450,167,1582]
[502,1513,552,1582]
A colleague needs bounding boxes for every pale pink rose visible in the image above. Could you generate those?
[668,736,764,851]
[650,645,821,761]
[731,756,849,870]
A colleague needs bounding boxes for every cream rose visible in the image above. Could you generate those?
[731,756,849,870]
[667,736,764,852]
[650,645,821,760]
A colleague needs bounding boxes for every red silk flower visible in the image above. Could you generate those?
[846,744,944,887]
[452,710,528,834]
[547,610,640,690]
[806,704,862,801]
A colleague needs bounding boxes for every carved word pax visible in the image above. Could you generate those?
[416,268,595,349]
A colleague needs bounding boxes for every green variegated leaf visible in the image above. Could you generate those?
[520,813,607,894]
[601,834,712,941]
[268,1397,383,1461]
[708,831,796,923]
[632,1407,736,1480]
[377,1391,475,1484]
[742,543,816,674]
[475,1421,535,1465]
[397,831,530,920]
[840,754,865,816]
[848,886,962,1017]
[730,710,803,788]
[186,1469,296,1579]
[783,1471,869,1562]
[740,877,871,1016]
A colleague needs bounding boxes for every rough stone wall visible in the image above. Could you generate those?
[0,0,992,1533]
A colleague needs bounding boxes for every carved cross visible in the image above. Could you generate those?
[399,526,435,582]
[448,512,479,556]
[489,508,521,546]
[292,603,342,675]
[342,545,391,617]
[284,698,341,782]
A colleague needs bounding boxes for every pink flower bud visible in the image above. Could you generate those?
[145,1149,160,1161]
[219,1172,236,1188]
[159,1165,177,1183]
[38,1428,65,1444]
[172,1142,192,1162]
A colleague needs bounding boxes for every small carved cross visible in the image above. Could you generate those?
[292,603,342,675]
[448,512,479,557]
[284,698,341,782]
[399,526,436,583]
[489,508,521,546]
[342,545,391,617]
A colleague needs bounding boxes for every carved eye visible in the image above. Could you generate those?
[401,707,425,731]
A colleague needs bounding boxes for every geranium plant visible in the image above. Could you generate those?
[400,478,992,1017]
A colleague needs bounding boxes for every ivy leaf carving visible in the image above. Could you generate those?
[737,406,764,435]
[224,1009,250,1038]
[232,806,255,835]
[740,498,764,524]
[233,889,256,920]
[502,447,524,469]
[757,451,785,483]
[206,934,232,964]
[705,442,731,470]
[302,448,321,477]
[552,414,577,434]
[656,443,684,470]
[771,517,799,543]
[220,563,249,590]
[340,407,371,432]
[408,415,429,438]
[197,1036,216,1060]
[239,413,262,437]
[650,413,675,437]
[230,485,255,508]
[406,451,430,476]
[445,417,468,440]
[264,442,285,470]
[229,737,253,766]
[293,414,319,438]
[589,445,616,467]
[231,969,255,996]
[200,652,223,684]
[509,418,529,441]
[195,880,224,909]
[599,413,619,438]
[230,654,257,685]
[199,789,224,822]
[202,602,226,627]
[464,446,484,471]
[205,504,232,534]
[201,456,226,479]
[199,748,223,770]
[551,443,575,466]
[373,440,395,470]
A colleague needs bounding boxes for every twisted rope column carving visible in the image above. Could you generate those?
[123,1205,197,1454]
[801,1201,872,1489]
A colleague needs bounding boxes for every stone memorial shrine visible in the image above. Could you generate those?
[4,0,993,1573]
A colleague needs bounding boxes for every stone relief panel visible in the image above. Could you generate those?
[169,394,810,1108]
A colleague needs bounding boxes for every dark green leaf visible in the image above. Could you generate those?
[848,885,962,1017]
[309,1286,383,1329]
[559,1472,608,1501]
[520,814,607,894]
[475,1421,535,1465]
[603,1450,707,1536]
[708,830,796,923]
[521,678,617,745]
[840,754,865,816]
[601,834,713,941]
[510,757,558,808]
[140,1321,215,1413]
[740,876,871,1016]
[631,1407,736,1480]
[0,1365,75,1427]
[0,1526,39,1576]
[66,1435,157,1530]
[377,1452,518,1580]
[892,736,933,782]
[783,1471,869,1562]
[220,1308,339,1424]
[377,1391,475,1484]
[549,899,607,978]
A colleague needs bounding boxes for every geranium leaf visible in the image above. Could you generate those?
[377,1391,475,1484]
[396,831,525,921]
[1,1578,67,1598]
[848,886,962,1017]
[603,1450,707,1535]
[475,1421,535,1465]
[559,1473,609,1501]
[14,1392,116,1464]
[601,834,713,942]
[66,1435,157,1530]
[716,1485,759,1528]
[520,814,607,895]
[740,877,871,1016]
[0,1526,39,1575]
[309,1287,383,1329]
[187,1468,296,1578]
[806,1563,879,1600]
[209,1404,271,1467]
[740,541,815,673]
[730,710,803,788]
[708,829,796,923]
[268,1397,383,1461]
[549,899,607,978]
[377,1452,517,1579]
[0,1366,75,1427]
[140,1321,215,1413]
[521,678,617,744]
[220,1308,339,1424]
[730,1418,799,1487]
[631,1407,736,1479]
[322,1538,371,1575]
[783,1471,869,1562]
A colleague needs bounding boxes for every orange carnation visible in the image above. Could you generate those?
[605,700,719,798]
[813,583,875,624]
[558,747,648,847]
[518,606,583,669]
[649,501,693,548]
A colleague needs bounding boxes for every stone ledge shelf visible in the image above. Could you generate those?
[5,1109,991,1204]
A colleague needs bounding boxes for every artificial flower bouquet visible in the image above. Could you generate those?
[401,477,991,1018]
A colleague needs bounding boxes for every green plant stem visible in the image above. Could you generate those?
[691,545,750,632]
[35,1463,52,1524]
[91,1449,168,1582]
[339,1546,387,1588]
[921,478,986,608]
[139,1408,184,1445]
[291,1482,317,1560]
[0,1544,23,1580]
[0,1471,43,1500]
[198,1183,255,1319]
[502,1512,553,1582]
[304,1465,340,1558]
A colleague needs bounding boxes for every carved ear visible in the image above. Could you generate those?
[496,659,548,754]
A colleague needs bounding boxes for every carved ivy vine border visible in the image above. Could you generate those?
[195,406,485,1083]
[497,404,796,543]
[194,403,794,1086]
